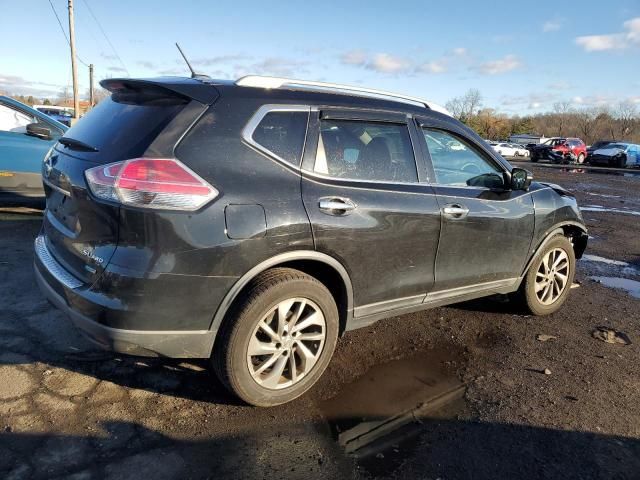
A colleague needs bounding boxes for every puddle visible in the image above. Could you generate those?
[580,254,639,277]
[320,346,468,476]
[591,276,640,299]
[581,254,630,267]
[584,192,621,199]
[580,205,640,216]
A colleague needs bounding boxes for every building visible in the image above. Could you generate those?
[509,133,548,145]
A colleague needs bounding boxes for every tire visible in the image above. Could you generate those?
[577,153,585,164]
[213,268,339,407]
[519,235,576,316]
[614,155,626,168]
[530,155,538,163]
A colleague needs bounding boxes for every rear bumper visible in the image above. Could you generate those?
[34,236,218,358]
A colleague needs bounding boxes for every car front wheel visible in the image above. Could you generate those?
[577,153,585,164]
[520,235,576,315]
[213,268,339,406]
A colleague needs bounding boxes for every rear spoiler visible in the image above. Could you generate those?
[100,77,220,105]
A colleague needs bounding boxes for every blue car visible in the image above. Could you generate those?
[0,96,68,201]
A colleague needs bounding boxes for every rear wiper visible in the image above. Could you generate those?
[58,137,99,152]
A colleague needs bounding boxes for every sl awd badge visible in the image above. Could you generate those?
[82,248,104,265]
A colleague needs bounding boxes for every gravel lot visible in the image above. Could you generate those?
[1,165,639,479]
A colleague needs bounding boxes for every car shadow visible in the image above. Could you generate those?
[2,418,639,479]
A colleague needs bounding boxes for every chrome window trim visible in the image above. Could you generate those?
[241,104,312,169]
[34,236,83,289]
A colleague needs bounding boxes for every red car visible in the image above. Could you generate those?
[529,137,588,164]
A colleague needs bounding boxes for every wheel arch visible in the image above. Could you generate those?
[207,251,354,356]
[520,221,588,279]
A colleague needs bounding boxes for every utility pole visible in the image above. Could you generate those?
[89,64,94,107]
[68,0,80,123]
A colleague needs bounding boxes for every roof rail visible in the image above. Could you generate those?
[235,75,450,116]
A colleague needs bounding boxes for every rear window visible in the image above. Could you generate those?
[251,111,309,166]
[58,93,187,163]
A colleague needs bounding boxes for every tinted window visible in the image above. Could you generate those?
[313,119,417,183]
[60,94,186,163]
[423,128,504,188]
[252,111,309,166]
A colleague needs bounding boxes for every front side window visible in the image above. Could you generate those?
[422,128,504,188]
[313,119,417,183]
[251,111,309,166]
[0,103,33,133]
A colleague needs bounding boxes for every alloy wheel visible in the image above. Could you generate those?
[247,298,326,390]
[535,248,570,305]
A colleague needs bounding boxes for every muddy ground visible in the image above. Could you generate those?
[0,164,639,479]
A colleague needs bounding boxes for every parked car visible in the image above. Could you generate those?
[0,96,68,201]
[493,143,529,158]
[33,105,75,127]
[587,142,640,168]
[492,143,519,157]
[34,75,588,406]
[528,137,587,164]
[586,140,615,157]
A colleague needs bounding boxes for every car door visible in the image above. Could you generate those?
[0,100,61,196]
[416,115,535,293]
[300,108,441,319]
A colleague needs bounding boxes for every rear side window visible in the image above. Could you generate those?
[313,119,417,183]
[251,111,309,166]
[59,94,187,162]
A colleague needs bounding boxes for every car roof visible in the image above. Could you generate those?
[103,76,449,118]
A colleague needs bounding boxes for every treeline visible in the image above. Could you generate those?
[446,89,640,144]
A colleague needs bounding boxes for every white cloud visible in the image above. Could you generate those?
[500,92,559,110]
[473,54,522,75]
[366,53,411,74]
[0,74,64,97]
[340,50,458,75]
[543,19,562,32]
[418,60,447,74]
[575,17,640,51]
[340,50,367,66]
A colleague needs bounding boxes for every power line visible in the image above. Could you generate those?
[80,0,130,76]
[48,0,90,68]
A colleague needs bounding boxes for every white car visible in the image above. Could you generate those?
[493,143,527,157]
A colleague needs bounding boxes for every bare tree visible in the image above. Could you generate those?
[575,108,599,144]
[614,101,638,140]
[552,101,573,136]
[445,89,483,123]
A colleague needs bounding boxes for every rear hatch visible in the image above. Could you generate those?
[41,78,218,285]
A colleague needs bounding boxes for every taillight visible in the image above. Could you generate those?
[85,158,218,211]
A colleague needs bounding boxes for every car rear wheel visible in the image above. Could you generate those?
[213,268,339,407]
[520,235,575,316]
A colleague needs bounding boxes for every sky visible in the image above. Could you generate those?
[1,0,639,115]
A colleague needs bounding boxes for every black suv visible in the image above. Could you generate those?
[35,76,588,406]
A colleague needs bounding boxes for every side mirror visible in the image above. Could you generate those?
[510,167,533,191]
[26,123,52,140]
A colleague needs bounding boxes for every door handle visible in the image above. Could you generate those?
[318,197,356,215]
[442,204,469,219]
